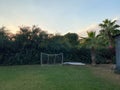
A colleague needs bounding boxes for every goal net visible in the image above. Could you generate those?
[40,52,63,65]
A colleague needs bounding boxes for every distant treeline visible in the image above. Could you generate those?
[0,19,120,65]
[0,25,88,65]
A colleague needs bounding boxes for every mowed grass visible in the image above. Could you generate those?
[0,65,120,90]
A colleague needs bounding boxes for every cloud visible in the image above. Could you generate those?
[79,24,100,37]
[112,17,120,25]
[112,17,120,21]
[6,25,19,34]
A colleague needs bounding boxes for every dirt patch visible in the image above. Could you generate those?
[88,64,120,85]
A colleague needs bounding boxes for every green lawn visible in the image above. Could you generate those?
[0,65,120,90]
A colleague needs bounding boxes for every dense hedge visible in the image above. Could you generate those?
[96,48,115,64]
[0,47,91,65]
[0,46,115,65]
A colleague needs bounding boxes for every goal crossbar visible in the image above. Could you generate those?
[40,52,63,65]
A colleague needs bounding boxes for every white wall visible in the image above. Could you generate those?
[116,36,120,70]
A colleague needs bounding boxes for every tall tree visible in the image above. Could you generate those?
[64,33,79,48]
[99,19,120,48]
[0,27,9,48]
[81,31,99,65]
[0,27,11,64]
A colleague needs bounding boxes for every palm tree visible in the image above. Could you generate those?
[81,31,99,65]
[99,19,120,48]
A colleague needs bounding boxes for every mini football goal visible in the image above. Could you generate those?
[40,52,63,65]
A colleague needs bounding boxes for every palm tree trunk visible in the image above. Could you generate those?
[107,32,114,48]
[91,47,96,65]
[108,33,115,55]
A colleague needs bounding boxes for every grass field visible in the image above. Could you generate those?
[0,65,120,90]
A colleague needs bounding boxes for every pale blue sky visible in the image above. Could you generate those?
[0,0,120,34]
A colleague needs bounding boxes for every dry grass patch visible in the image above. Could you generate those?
[89,64,120,85]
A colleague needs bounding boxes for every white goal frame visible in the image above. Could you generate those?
[40,52,63,65]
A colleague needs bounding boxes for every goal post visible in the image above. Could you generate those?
[40,52,63,65]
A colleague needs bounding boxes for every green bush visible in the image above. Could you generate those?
[96,48,115,64]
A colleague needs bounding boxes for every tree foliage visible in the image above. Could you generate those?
[99,19,120,47]
[0,26,86,65]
